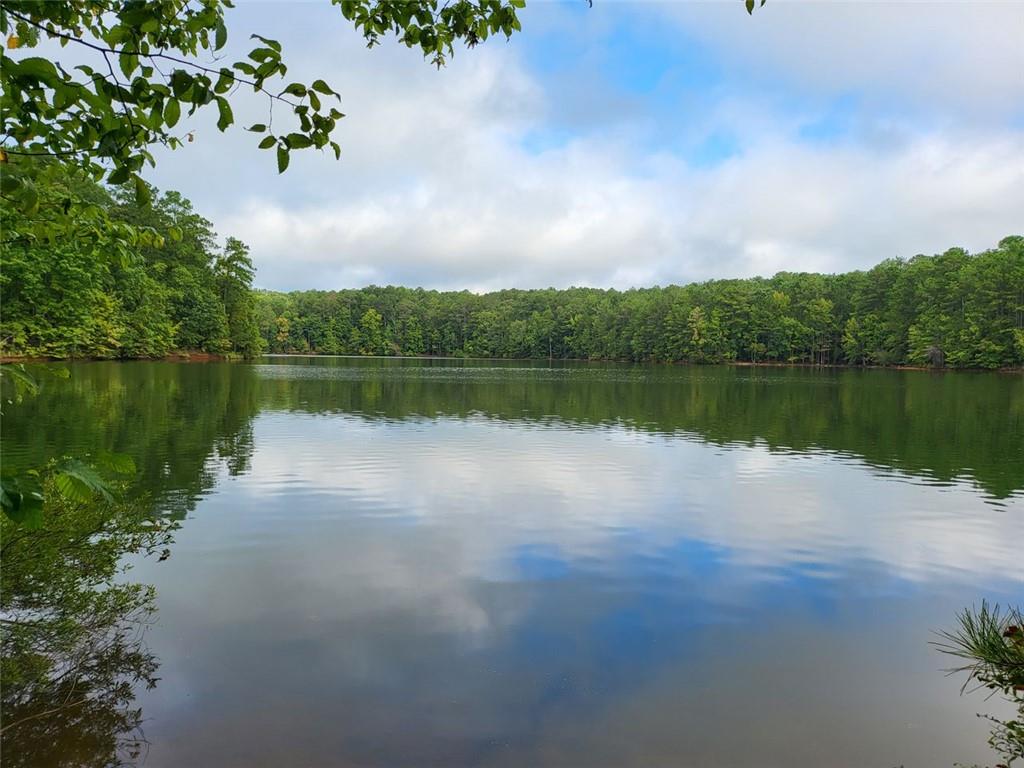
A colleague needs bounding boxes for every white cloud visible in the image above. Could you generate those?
[654,0,1024,116]
[144,1,1024,291]
[224,404,1024,585]
[221,125,1023,290]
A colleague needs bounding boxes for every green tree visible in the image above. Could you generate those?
[242,238,1023,370]
[215,237,262,356]
[1,166,265,359]
[358,307,386,355]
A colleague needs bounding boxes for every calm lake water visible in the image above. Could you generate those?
[4,358,1023,767]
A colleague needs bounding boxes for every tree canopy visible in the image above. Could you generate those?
[4,156,1020,375]
[1,159,261,361]
[248,237,1024,370]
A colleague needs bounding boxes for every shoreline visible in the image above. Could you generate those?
[3,351,1021,374]
[0,350,238,364]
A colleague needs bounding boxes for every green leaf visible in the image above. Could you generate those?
[216,96,234,131]
[277,146,289,173]
[170,70,193,98]
[53,459,114,503]
[119,52,138,78]
[311,79,335,96]
[19,181,39,215]
[134,175,151,206]
[97,451,136,475]
[286,133,312,149]
[250,34,282,52]
[164,97,181,128]
[0,173,22,195]
[258,135,276,149]
[15,56,59,85]
[108,166,131,185]
[53,472,92,503]
[247,123,267,133]
[214,67,234,93]
[0,480,44,528]
[1,364,39,402]
[746,0,755,13]
[248,47,278,63]
[215,18,228,50]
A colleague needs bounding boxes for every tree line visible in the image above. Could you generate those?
[256,237,1023,369]
[1,162,261,359]
[3,165,1021,369]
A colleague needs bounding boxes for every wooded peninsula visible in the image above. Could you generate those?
[3,167,1022,369]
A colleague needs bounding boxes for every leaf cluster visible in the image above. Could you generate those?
[1,160,263,360]
[0,0,535,205]
[338,0,524,67]
[0,0,344,198]
[1,450,135,528]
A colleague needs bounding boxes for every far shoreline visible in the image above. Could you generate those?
[3,351,1021,374]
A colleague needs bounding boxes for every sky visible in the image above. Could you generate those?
[144,0,1024,292]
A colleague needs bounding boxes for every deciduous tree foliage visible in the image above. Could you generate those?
[252,238,1024,369]
[3,163,1020,371]
[1,161,260,358]
[0,0,524,193]
[0,0,528,267]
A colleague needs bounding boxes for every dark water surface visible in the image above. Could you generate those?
[4,358,1022,767]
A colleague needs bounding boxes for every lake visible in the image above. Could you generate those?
[3,358,1022,767]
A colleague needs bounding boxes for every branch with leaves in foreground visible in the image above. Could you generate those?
[0,0,528,212]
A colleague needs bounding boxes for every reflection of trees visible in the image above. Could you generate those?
[7,361,1020,502]
[1,489,175,767]
[257,363,1024,499]
[1,363,261,764]
[4,362,260,519]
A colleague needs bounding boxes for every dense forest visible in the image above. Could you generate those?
[1,163,261,359]
[2,165,1021,369]
[254,238,1024,368]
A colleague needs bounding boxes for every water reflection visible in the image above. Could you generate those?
[6,360,1022,504]
[254,359,1024,501]
[3,362,259,518]
[1,359,1022,767]
[0,492,174,767]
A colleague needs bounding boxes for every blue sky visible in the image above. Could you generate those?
[143,0,1024,291]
